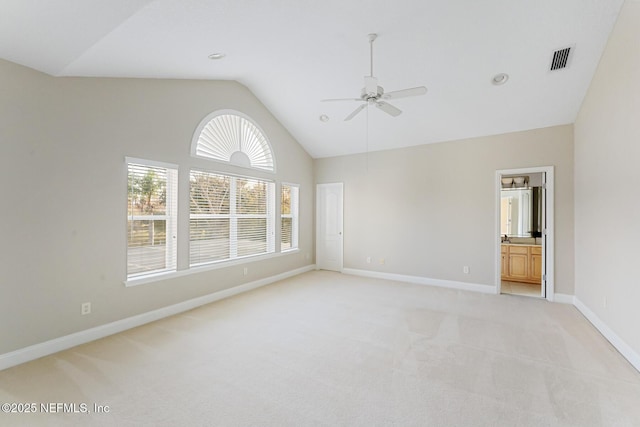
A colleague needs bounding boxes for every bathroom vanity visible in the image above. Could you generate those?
[501,244,542,284]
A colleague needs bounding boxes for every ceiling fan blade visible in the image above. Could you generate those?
[321,97,362,102]
[375,101,402,117]
[344,104,367,121]
[382,86,427,100]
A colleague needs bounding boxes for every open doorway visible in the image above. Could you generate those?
[496,167,555,301]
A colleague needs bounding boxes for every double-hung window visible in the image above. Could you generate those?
[126,159,178,278]
[190,170,275,266]
[281,184,299,251]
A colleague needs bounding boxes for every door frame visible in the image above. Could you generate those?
[316,182,344,272]
[495,166,555,301]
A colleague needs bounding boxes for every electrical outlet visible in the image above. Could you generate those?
[305,253,310,260]
[463,266,470,274]
[243,267,248,276]
[81,302,91,315]
[379,258,385,265]
[366,257,371,264]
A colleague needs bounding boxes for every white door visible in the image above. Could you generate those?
[540,172,547,298]
[316,183,343,271]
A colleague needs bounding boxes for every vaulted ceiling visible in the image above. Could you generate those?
[0,0,624,158]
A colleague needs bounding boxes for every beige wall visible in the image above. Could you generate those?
[574,0,640,355]
[0,59,314,355]
[315,125,574,293]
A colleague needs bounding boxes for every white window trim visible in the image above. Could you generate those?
[124,249,299,287]
[126,157,178,171]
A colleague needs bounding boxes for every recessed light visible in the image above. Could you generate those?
[492,73,509,85]
[319,114,329,122]
[208,53,226,60]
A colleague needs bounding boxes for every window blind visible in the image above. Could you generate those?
[127,161,178,278]
[194,113,274,171]
[190,170,274,266]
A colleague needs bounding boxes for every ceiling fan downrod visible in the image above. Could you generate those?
[368,33,377,78]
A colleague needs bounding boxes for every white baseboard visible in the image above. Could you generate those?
[343,268,495,294]
[553,293,575,304]
[345,268,579,305]
[573,297,640,373]
[0,265,315,372]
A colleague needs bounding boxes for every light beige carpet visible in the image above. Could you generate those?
[1,271,639,426]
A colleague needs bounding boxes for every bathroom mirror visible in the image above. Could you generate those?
[501,188,533,237]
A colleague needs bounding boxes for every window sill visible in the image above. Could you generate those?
[124,249,300,287]
[281,248,300,254]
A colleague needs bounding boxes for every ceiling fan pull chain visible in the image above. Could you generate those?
[365,103,369,171]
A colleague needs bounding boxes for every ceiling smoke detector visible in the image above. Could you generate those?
[208,53,226,60]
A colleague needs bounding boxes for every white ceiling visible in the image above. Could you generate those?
[0,0,624,158]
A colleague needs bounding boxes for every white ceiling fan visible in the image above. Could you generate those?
[322,33,427,121]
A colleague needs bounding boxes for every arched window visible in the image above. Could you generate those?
[192,111,275,172]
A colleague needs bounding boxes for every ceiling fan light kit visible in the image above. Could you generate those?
[321,33,427,121]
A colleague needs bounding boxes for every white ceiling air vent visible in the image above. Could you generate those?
[550,46,572,71]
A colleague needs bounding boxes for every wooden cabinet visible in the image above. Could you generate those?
[507,245,529,281]
[500,245,508,277]
[501,244,542,284]
[530,246,542,282]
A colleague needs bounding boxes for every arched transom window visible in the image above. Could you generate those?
[192,111,275,172]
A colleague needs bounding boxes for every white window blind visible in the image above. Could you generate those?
[193,113,275,171]
[190,170,275,266]
[281,184,299,251]
[127,161,178,278]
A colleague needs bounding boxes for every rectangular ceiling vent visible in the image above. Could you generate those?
[550,47,572,71]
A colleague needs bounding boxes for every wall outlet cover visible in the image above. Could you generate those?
[81,302,91,315]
